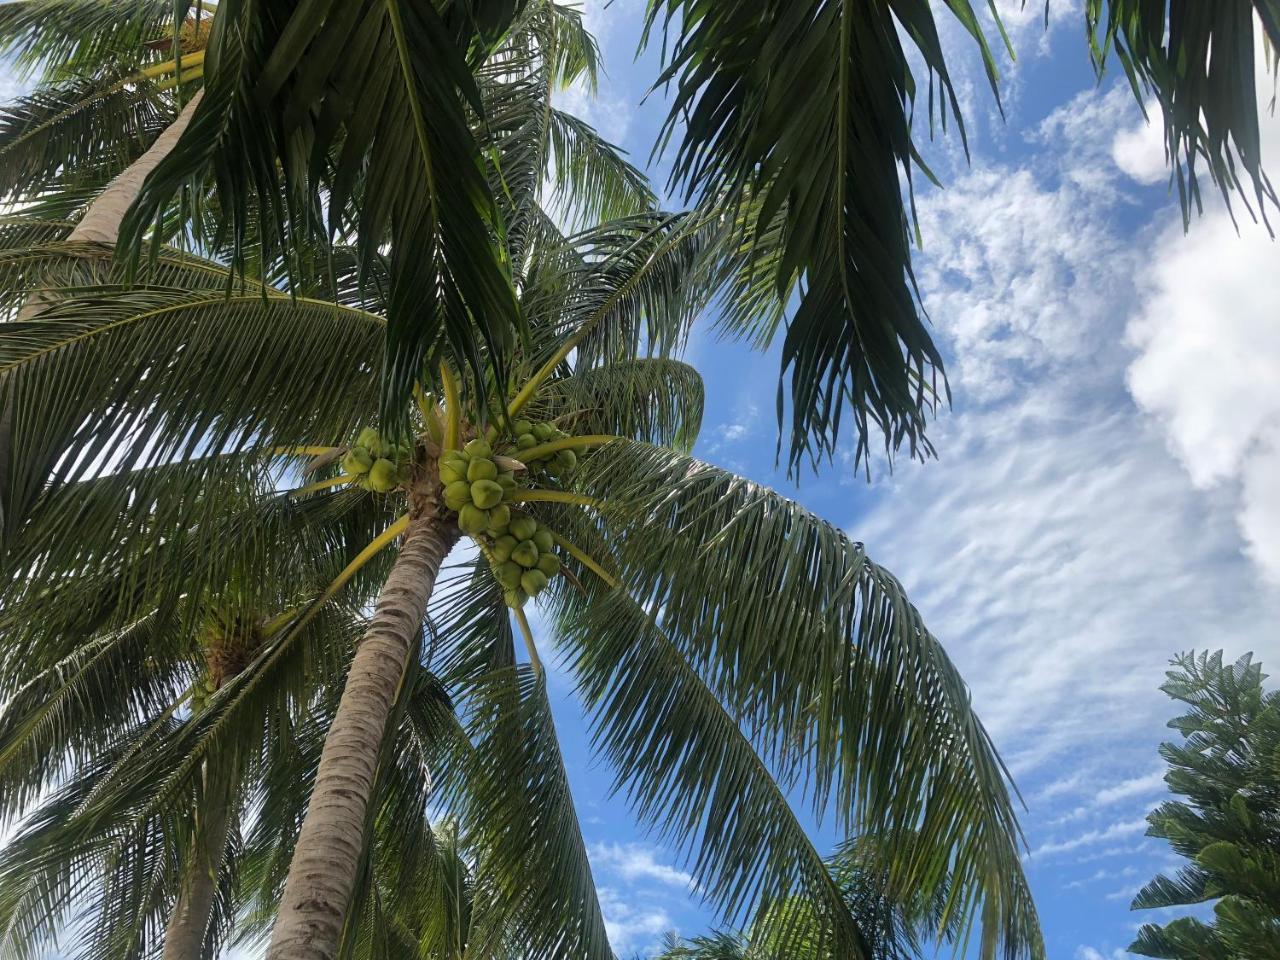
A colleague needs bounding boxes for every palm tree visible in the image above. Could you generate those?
[654,837,962,960]
[65,0,1275,476]
[0,193,1041,960]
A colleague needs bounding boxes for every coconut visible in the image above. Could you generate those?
[443,480,473,510]
[492,535,518,562]
[512,419,533,435]
[467,457,498,482]
[439,460,464,484]
[487,504,511,530]
[536,552,560,577]
[497,471,517,490]
[470,478,504,510]
[357,427,382,451]
[555,449,577,471]
[496,561,523,590]
[342,447,373,475]
[457,504,489,534]
[532,529,554,553]
[511,540,540,568]
[533,421,556,440]
[510,516,538,541]
[503,588,528,608]
[520,569,548,595]
[368,458,398,492]
[516,433,537,450]
[464,438,492,459]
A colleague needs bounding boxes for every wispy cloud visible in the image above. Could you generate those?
[1031,818,1149,859]
[597,886,675,955]
[589,841,694,889]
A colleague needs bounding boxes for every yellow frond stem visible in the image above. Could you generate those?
[440,362,462,452]
[513,606,543,677]
[290,474,354,497]
[138,48,207,79]
[152,65,205,92]
[271,445,340,458]
[508,490,601,507]
[513,434,617,463]
[546,529,620,588]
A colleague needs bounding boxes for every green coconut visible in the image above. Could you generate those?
[492,535,518,562]
[510,516,538,541]
[471,478,504,510]
[503,588,528,608]
[487,504,511,530]
[457,504,489,535]
[497,471,517,490]
[536,552,560,577]
[533,421,556,440]
[512,419,533,435]
[496,561,523,590]
[439,460,465,484]
[467,457,498,482]
[357,427,382,451]
[520,569,548,595]
[443,480,473,510]
[464,438,492,459]
[342,447,373,475]
[532,528,554,553]
[511,540,540,568]
[555,449,578,471]
[516,433,537,451]
[368,458,399,493]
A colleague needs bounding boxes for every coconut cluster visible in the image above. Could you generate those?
[342,427,413,493]
[440,438,517,536]
[510,419,577,475]
[489,515,560,607]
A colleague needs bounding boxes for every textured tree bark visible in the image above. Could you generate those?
[67,89,203,246]
[160,762,234,960]
[265,513,457,960]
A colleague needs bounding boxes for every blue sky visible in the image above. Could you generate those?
[536,2,1280,958]
[4,3,1279,959]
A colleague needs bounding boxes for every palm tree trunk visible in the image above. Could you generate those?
[161,761,234,960]
[67,89,203,246]
[266,513,457,960]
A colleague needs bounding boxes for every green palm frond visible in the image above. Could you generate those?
[0,0,177,78]
[542,357,704,450]
[0,280,383,540]
[641,0,1005,474]
[0,75,176,200]
[116,0,526,427]
[1087,1,1280,226]
[545,108,656,225]
[557,440,1040,958]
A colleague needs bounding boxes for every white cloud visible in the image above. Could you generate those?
[596,886,674,955]
[1031,818,1149,858]
[1111,113,1167,185]
[589,841,694,889]
[853,81,1280,834]
[1076,946,1130,960]
[1053,768,1168,824]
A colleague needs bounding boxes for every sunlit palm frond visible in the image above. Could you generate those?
[558,440,1041,958]
[117,0,526,427]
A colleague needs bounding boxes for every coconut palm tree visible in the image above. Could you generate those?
[58,0,1272,478]
[653,836,962,960]
[0,192,1041,960]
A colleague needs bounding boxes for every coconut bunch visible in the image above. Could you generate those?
[488,516,561,608]
[509,418,577,475]
[439,438,518,536]
[341,428,413,493]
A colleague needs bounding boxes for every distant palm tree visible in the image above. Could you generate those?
[653,837,960,960]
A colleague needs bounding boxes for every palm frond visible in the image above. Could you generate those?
[562,440,1041,958]
[1087,1,1280,226]
[0,0,177,78]
[642,0,1010,474]
[116,0,526,428]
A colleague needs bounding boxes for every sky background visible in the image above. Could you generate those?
[3,2,1279,958]
[536,1,1280,958]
